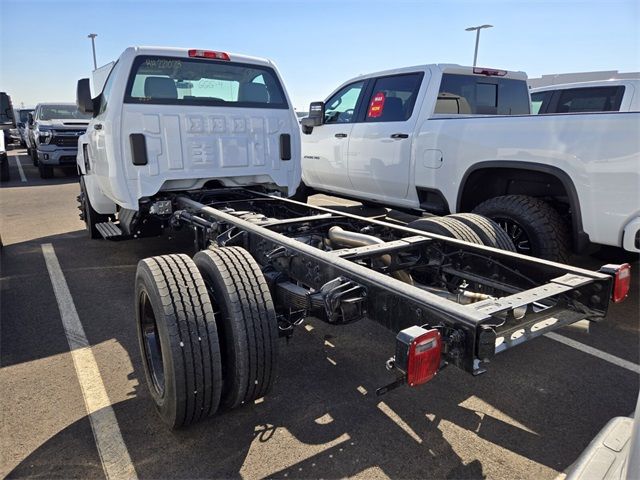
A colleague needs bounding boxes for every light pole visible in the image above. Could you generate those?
[87,33,98,70]
[465,24,493,67]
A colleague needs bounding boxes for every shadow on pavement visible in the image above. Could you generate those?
[2,225,639,479]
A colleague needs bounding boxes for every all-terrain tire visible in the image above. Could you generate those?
[407,216,483,244]
[135,254,223,428]
[472,195,570,262]
[194,247,278,410]
[447,213,516,251]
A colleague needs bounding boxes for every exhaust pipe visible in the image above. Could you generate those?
[328,226,413,285]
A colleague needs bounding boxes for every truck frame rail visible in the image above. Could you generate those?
[161,188,614,376]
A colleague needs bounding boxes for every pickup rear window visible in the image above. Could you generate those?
[534,86,625,113]
[435,73,530,115]
[124,55,288,109]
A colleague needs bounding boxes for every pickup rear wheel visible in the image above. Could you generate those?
[135,254,223,428]
[193,246,278,410]
[30,148,38,166]
[79,177,109,239]
[472,195,570,262]
[446,213,516,251]
[407,217,483,244]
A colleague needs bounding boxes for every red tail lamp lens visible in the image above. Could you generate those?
[407,329,442,386]
[188,49,230,61]
[613,263,631,303]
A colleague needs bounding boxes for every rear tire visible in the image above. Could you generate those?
[31,147,38,166]
[407,216,483,244]
[135,254,223,428]
[447,213,516,251]
[472,195,570,262]
[193,246,278,410]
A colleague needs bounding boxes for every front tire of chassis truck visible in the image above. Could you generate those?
[472,194,570,263]
[193,247,278,410]
[135,254,224,428]
[79,177,109,239]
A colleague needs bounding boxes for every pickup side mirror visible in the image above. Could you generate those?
[77,78,94,114]
[28,113,34,126]
[300,101,325,134]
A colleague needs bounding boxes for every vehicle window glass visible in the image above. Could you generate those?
[98,62,119,115]
[125,56,288,109]
[435,74,530,115]
[555,86,624,113]
[0,93,14,126]
[324,81,365,124]
[365,73,423,122]
[39,104,91,120]
[19,110,33,123]
[530,92,545,114]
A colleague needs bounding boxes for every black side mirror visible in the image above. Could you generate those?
[301,101,325,128]
[28,113,34,126]
[76,78,94,114]
[17,122,24,128]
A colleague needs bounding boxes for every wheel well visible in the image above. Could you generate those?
[459,168,568,211]
[457,164,589,252]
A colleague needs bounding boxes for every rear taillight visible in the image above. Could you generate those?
[395,326,442,386]
[473,67,507,76]
[188,49,230,61]
[599,263,632,303]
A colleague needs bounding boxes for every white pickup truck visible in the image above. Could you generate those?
[531,79,639,114]
[298,65,640,262]
[76,46,301,238]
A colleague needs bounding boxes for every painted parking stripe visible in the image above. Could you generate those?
[545,331,640,374]
[41,243,138,480]
[15,156,26,182]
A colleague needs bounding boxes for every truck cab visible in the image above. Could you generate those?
[76,46,301,238]
[30,102,91,178]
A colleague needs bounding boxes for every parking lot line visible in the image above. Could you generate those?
[545,331,640,374]
[14,156,26,182]
[41,243,138,480]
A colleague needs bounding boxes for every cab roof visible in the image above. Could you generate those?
[122,46,276,69]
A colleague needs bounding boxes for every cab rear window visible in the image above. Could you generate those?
[124,56,288,109]
[435,73,530,115]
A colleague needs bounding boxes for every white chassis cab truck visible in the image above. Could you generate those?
[76,46,301,239]
[298,65,640,262]
[75,48,631,430]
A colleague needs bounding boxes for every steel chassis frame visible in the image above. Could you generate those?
[165,188,613,376]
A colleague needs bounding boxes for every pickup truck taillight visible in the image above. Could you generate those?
[395,326,442,386]
[599,263,632,303]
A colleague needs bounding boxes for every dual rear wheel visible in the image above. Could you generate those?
[135,248,278,428]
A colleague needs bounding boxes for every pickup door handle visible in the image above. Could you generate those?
[334,133,348,138]
[390,133,408,139]
[94,124,103,130]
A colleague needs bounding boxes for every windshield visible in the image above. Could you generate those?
[124,55,288,109]
[19,110,33,123]
[39,105,91,120]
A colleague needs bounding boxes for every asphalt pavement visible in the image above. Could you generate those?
[1,146,639,480]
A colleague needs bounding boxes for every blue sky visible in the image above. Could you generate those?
[1,0,638,110]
